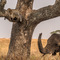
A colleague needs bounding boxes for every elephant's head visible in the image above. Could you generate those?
[38,33,60,55]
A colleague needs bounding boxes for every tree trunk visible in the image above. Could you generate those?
[6,22,35,60]
[1,0,60,60]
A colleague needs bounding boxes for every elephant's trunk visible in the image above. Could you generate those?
[38,33,48,54]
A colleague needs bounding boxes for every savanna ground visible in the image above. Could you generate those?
[0,38,60,60]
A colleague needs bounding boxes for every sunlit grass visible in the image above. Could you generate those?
[0,38,60,60]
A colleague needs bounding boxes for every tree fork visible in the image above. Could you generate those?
[6,0,34,60]
[0,0,60,60]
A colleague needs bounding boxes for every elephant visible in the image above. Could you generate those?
[38,33,60,55]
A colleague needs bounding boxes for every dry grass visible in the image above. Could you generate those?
[31,39,60,60]
[0,38,10,56]
[0,38,60,60]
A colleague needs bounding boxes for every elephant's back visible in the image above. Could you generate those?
[47,33,60,44]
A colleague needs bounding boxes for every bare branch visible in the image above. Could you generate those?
[4,8,25,22]
[28,0,60,25]
[16,0,34,10]
[0,0,6,17]
[0,0,6,9]
[0,0,24,22]
[16,0,34,19]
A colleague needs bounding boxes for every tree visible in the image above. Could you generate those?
[0,0,60,60]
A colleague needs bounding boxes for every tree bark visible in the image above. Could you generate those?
[0,0,60,60]
[6,22,35,60]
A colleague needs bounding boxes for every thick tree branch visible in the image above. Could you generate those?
[0,0,6,9]
[16,0,34,19]
[0,0,34,22]
[1,0,60,24]
[0,0,24,22]
[16,0,34,10]
[0,0,6,17]
[5,8,24,22]
[28,0,60,25]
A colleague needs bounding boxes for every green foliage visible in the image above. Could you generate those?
[51,30,60,34]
